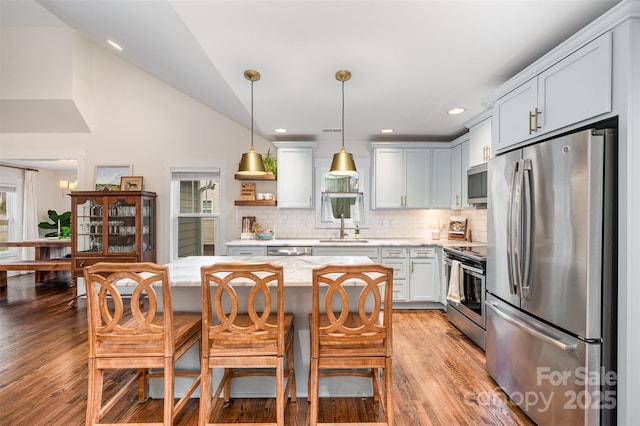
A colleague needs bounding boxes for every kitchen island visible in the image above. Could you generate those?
[152,255,376,399]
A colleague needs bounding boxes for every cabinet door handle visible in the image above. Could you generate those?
[528,108,542,134]
[483,145,491,162]
[411,260,414,273]
[456,194,460,207]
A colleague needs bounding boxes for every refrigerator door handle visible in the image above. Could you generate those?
[486,301,578,353]
[506,161,519,295]
[513,159,525,297]
[521,159,533,298]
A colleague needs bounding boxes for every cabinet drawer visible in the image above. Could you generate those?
[382,259,407,280]
[381,247,408,258]
[410,247,435,258]
[75,257,138,270]
[392,280,408,301]
[227,247,267,256]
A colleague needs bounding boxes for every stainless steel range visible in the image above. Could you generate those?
[443,245,486,350]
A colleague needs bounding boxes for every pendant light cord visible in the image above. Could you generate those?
[341,79,345,149]
[250,79,254,149]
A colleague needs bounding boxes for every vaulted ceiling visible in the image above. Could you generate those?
[1,0,620,144]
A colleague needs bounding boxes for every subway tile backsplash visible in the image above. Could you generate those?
[234,207,487,243]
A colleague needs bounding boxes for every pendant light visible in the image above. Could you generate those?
[238,70,267,175]
[329,70,357,176]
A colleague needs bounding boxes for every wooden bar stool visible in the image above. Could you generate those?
[84,262,201,426]
[309,264,394,426]
[199,262,296,426]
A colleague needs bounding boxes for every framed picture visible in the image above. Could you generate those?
[448,216,468,240]
[94,165,133,191]
[121,176,143,191]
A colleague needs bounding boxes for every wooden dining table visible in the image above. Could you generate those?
[0,237,71,283]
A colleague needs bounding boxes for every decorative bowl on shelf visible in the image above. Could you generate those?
[255,231,274,240]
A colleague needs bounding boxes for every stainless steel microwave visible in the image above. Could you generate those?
[467,163,487,204]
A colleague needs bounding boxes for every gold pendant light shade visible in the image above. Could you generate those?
[238,146,267,175]
[329,70,357,176]
[329,147,357,176]
[238,70,267,175]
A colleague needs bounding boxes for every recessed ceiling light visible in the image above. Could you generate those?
[107,40,123,51]
[274,128,288,133]
[380,128,395,134]
[447,107,465,115]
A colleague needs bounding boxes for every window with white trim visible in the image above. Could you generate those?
[170,170,221,260]
[0,185,17,257]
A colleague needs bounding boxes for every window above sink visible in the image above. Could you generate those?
[315,159,369,230]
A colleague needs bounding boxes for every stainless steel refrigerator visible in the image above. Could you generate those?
[486,127,617,425]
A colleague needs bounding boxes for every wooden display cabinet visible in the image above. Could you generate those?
[70,191,157,284]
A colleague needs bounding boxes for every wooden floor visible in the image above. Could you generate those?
[0,274,535,425]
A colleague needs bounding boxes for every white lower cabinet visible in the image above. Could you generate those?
[381,247,440,303]
[409,248,439,302]
[227,246,267,256]
[381,247,409,302]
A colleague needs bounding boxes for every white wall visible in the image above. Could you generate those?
[1,39,272,262]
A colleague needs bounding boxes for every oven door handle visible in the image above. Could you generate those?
[444,257,484,275]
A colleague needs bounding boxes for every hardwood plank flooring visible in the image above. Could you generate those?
[0,274,534,425]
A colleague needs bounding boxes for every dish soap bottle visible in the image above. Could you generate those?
[354,224,360,240]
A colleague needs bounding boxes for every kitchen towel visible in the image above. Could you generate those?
[447,260,465,303]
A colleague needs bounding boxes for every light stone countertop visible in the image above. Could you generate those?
[163,255,374,287]
[225,238,485,248]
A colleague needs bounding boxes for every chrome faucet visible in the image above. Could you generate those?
[340,214,346,239]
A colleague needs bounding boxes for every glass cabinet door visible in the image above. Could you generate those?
[75,198,103,253]
[142,198,154,252]
[107,198,137,253]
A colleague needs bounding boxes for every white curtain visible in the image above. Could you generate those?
[21,170,39,260]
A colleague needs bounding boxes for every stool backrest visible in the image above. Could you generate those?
[200,262,285,353]
[84,262,174,357]
[311,264,393,355]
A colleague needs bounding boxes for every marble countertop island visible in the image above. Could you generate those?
[151,254,380,399]
[165,255,373,287]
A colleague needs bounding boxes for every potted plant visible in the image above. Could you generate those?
[38,210,71,239]
[263,148,277,178]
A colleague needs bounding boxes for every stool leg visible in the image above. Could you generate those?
[309,358,319,426]
[86,358,103,425]
[199,358,211,426]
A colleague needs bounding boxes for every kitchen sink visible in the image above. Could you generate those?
[318,239,369,243]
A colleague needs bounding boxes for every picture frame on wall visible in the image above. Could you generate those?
[121,176,143,191]
[94,165,133,191]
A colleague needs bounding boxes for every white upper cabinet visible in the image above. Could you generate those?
[450,143,462,209]
[373,147,431,209]
[274,142,315,209]
[493,32,612,152]
[493,78,538,151]
[372,144,452,209]
[430,148,451,208]
[449,132,470,210]
[405,148,432,208]
[468,116,492,167]
[461,141,470,209]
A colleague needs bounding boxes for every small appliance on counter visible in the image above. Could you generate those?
[444,245,486,350]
